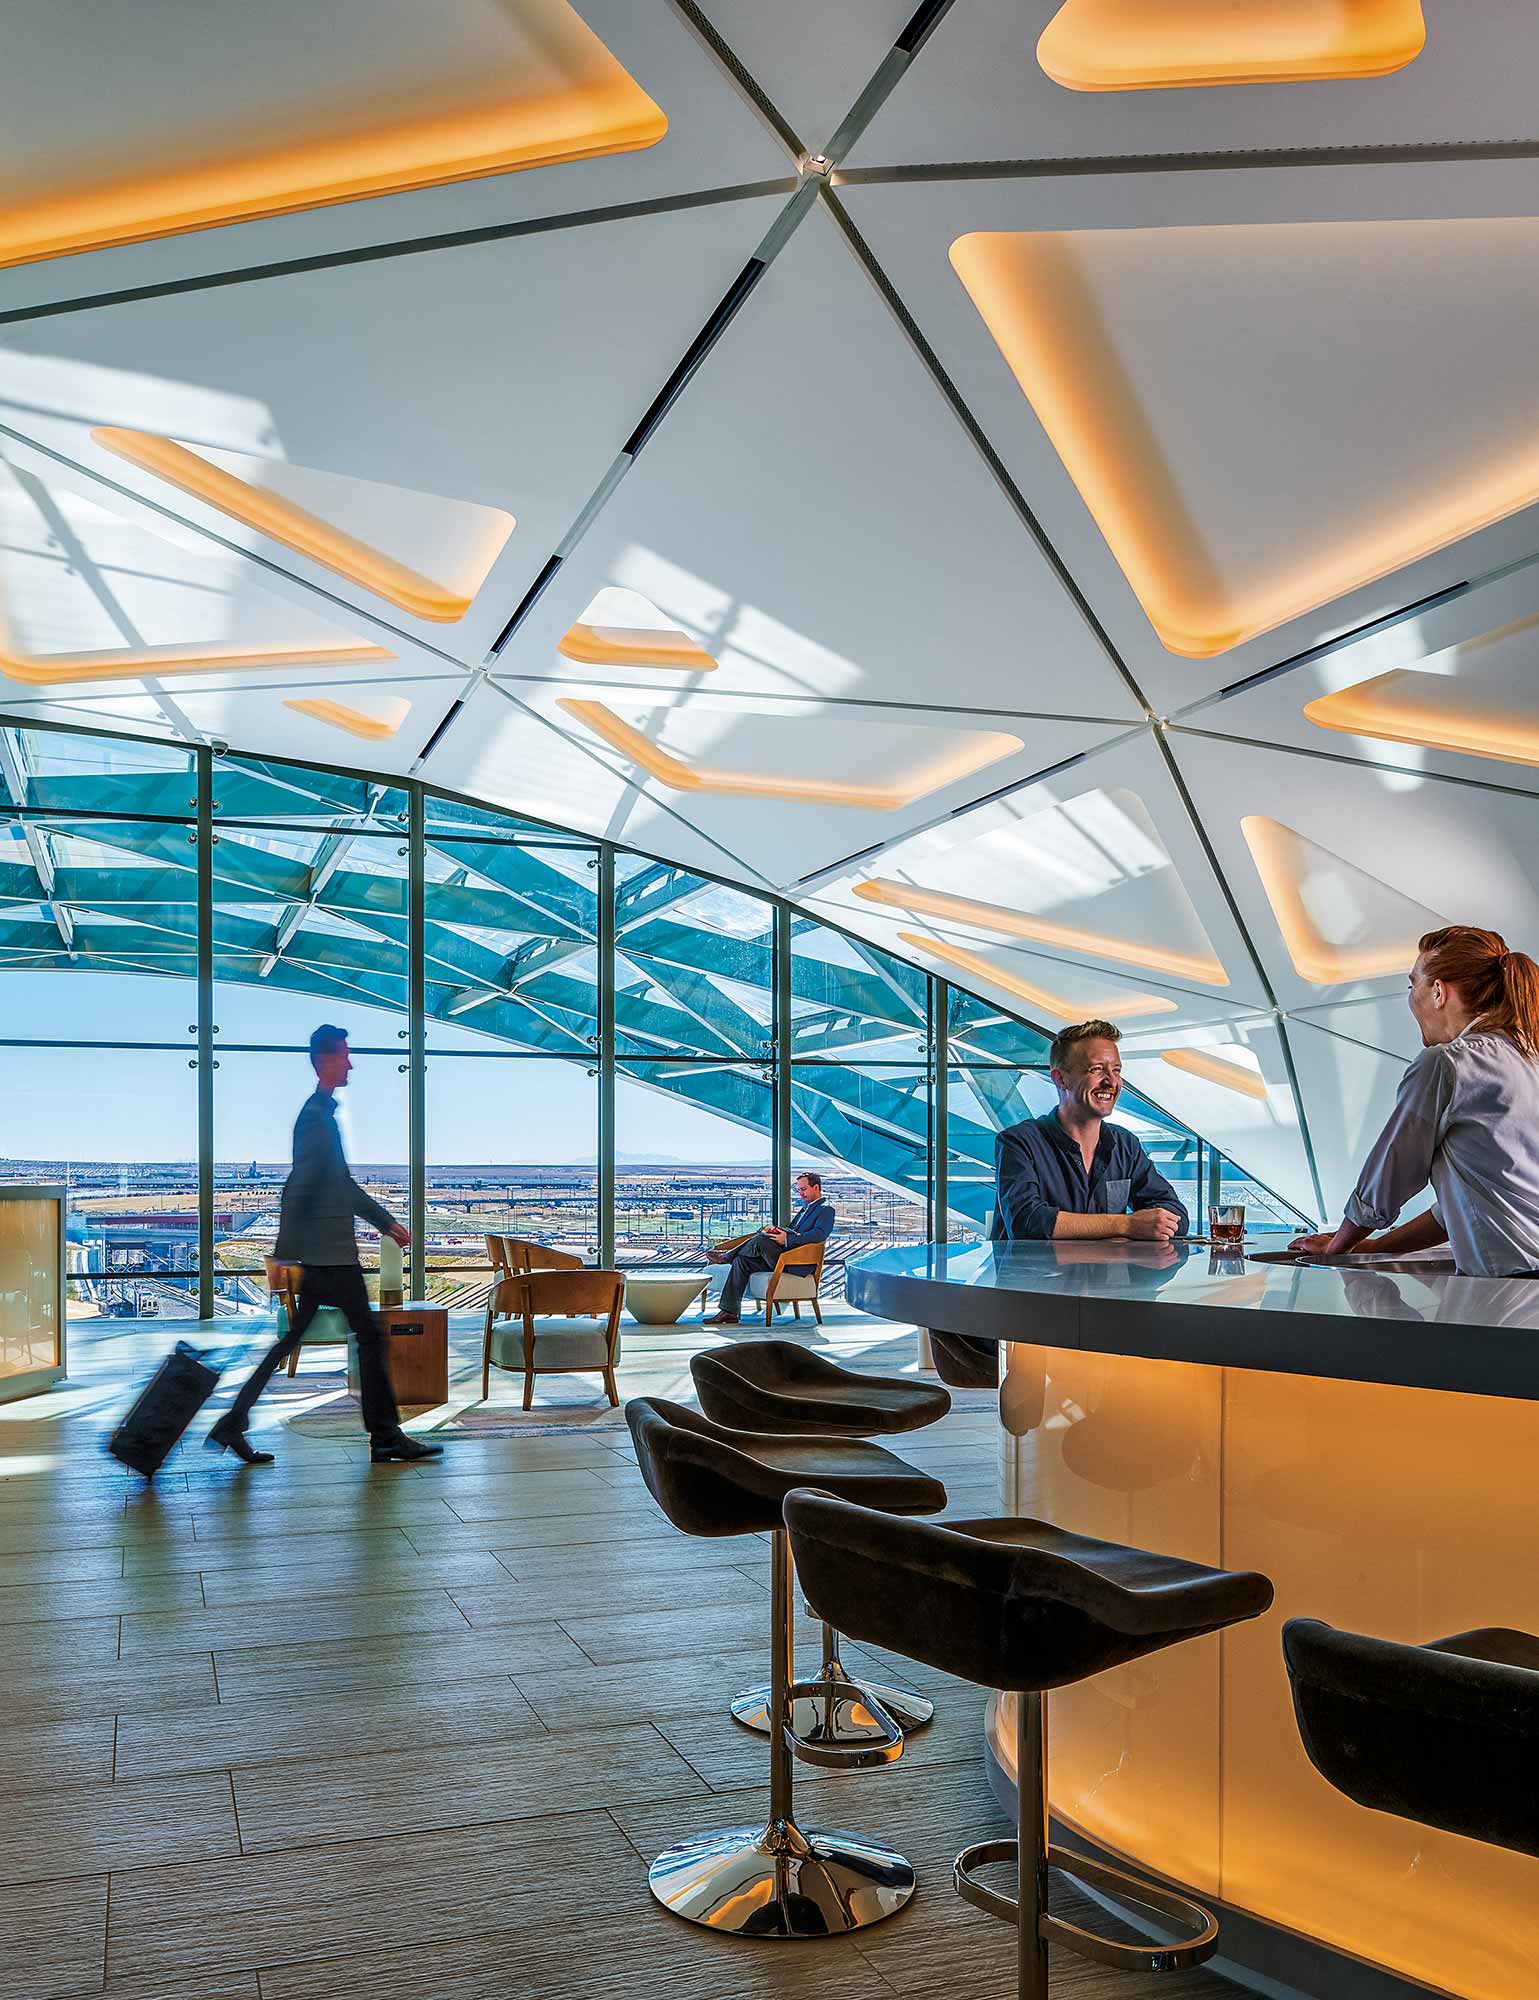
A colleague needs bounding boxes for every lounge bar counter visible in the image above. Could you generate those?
[848,1241,1539,2000]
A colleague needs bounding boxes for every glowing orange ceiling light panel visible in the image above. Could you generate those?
[1241,815,1446,984]
[283,696,411,741]
[1037,0,1425,92]
[853,876,1228,987]
[1305,668,1539,772]
[949,223,1539,659]
[92,430,493,624]
[897,931,1177,1023]
[0,637,392,688]
[0,0,667,270]
[557,623,717,673]
[1159,1047,1270,1102]
[557,699,1020,810]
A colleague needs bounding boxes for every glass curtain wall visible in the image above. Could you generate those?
[0,716,1310,1327]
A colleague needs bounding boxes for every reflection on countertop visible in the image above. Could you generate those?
[847,1239,1539,1401]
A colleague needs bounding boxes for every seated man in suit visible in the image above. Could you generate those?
[992,1019,1189,1242]
[703,1170,836,1327]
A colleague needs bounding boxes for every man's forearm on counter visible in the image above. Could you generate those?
[1051,1209,1129,1239]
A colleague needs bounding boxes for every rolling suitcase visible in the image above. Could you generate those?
[109,1340,221,1480]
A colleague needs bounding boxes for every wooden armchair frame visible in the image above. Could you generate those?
[759,1239,827,1325]
[264,1256,342,1378]
[482,1267,624,1408]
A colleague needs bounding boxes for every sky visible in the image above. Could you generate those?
[0,969,770,1165]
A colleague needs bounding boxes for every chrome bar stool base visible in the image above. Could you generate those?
[732,1634,935,1741]
[648,1816,916,1937]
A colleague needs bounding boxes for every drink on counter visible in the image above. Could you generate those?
[1209,1203,1246,1245]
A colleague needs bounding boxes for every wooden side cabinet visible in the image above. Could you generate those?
[348,1301,449,1406]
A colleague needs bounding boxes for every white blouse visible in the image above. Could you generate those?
[1346,1029,1539,1277]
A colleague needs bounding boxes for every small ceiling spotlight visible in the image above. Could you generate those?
[802,153,835,178]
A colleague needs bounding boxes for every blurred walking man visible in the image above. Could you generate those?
[208,1024,443,1466]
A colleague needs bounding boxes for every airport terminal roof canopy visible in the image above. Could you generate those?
[4,0,1536,1222]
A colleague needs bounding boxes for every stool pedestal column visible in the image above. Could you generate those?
[646,1531,916,1938]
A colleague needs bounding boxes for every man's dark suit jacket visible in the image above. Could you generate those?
[274,1090,397,1265]
[990,1112,1189,1240]
[777,1197,836,1271]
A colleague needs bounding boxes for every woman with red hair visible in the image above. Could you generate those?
[1291,926,1539,1275]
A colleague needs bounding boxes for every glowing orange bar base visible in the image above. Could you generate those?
[997,1342,1539,1999]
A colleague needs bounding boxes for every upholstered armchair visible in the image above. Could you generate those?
[481,1267,624,1408]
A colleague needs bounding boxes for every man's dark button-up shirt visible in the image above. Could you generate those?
[989,1113,1189,1241]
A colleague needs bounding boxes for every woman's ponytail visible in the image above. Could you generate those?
[1419,925,1539,1060]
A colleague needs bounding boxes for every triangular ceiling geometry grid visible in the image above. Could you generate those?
[7,0,1539,1226]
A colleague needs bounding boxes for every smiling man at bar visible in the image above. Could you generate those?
[1291,926,1539,1275]
[990,1018,1190,1243]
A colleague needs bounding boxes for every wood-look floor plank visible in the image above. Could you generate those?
[106,1808,641,1982]
[125,1526,420,1577]
[199,1548,512,1610]
[0,1615,122,1670]
[0,1712,117,1787]
[232,1720,706,1855]
[0,1871,109,2000]
[117,1679,540,1782]
[255,1906,896,2000]
[0,1572,205,1625]
[399,1512,680,1555]
[558,1599,828,1668]
[448,1566,764,1632]
[440,1485,665,1527]
[0,1517,197,1557]
[211,1618,588,1703]
[0,1653,217,1727]
[119,1589,470,1661]
[103,1974,259,1999]
[490,1536,764,1586]
[0,1769,239,1888]
[0,1546,124,1587]
[513,1647,770,1735]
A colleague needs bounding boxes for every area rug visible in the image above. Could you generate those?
[280,1370,630,1439]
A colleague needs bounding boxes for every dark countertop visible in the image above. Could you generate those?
[847,1241,1539,1402]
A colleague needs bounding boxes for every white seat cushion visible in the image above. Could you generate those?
[489,1320,618,1372]
[747,1270,818,1299]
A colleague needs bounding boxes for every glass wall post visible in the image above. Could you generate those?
[196,746,215,1320]
[598,843,616,1269]
[408,782,426,1295]
[929,976,949,1243]
[773,901,793,1215]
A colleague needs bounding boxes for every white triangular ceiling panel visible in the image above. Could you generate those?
[488,204,1142,722]
[0,190,790,656]
[814,732,1269,1013]
[1172,730,1539,1006]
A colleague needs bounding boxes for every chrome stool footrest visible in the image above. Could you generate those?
[954,1838,1221,1975]
[783,1677,903,1768]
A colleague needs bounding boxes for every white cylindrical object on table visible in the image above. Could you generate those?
[379,1232,404,1305]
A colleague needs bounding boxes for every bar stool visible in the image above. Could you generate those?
[1283,1618,1539,1856]
[625,1396,946,1938]
[784,1491,1274,1999]
[692,1340,949,1745]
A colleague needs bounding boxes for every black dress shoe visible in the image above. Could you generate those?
[371,1433,444,1463]
[206,1421,274,1466]
[702,1311,740,1327]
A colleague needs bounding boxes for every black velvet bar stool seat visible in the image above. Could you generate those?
[625,1396,946,1940]
[1283,1618,1539,1857]
[784,1492,1274,2000]
[692,1339,950,1747]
